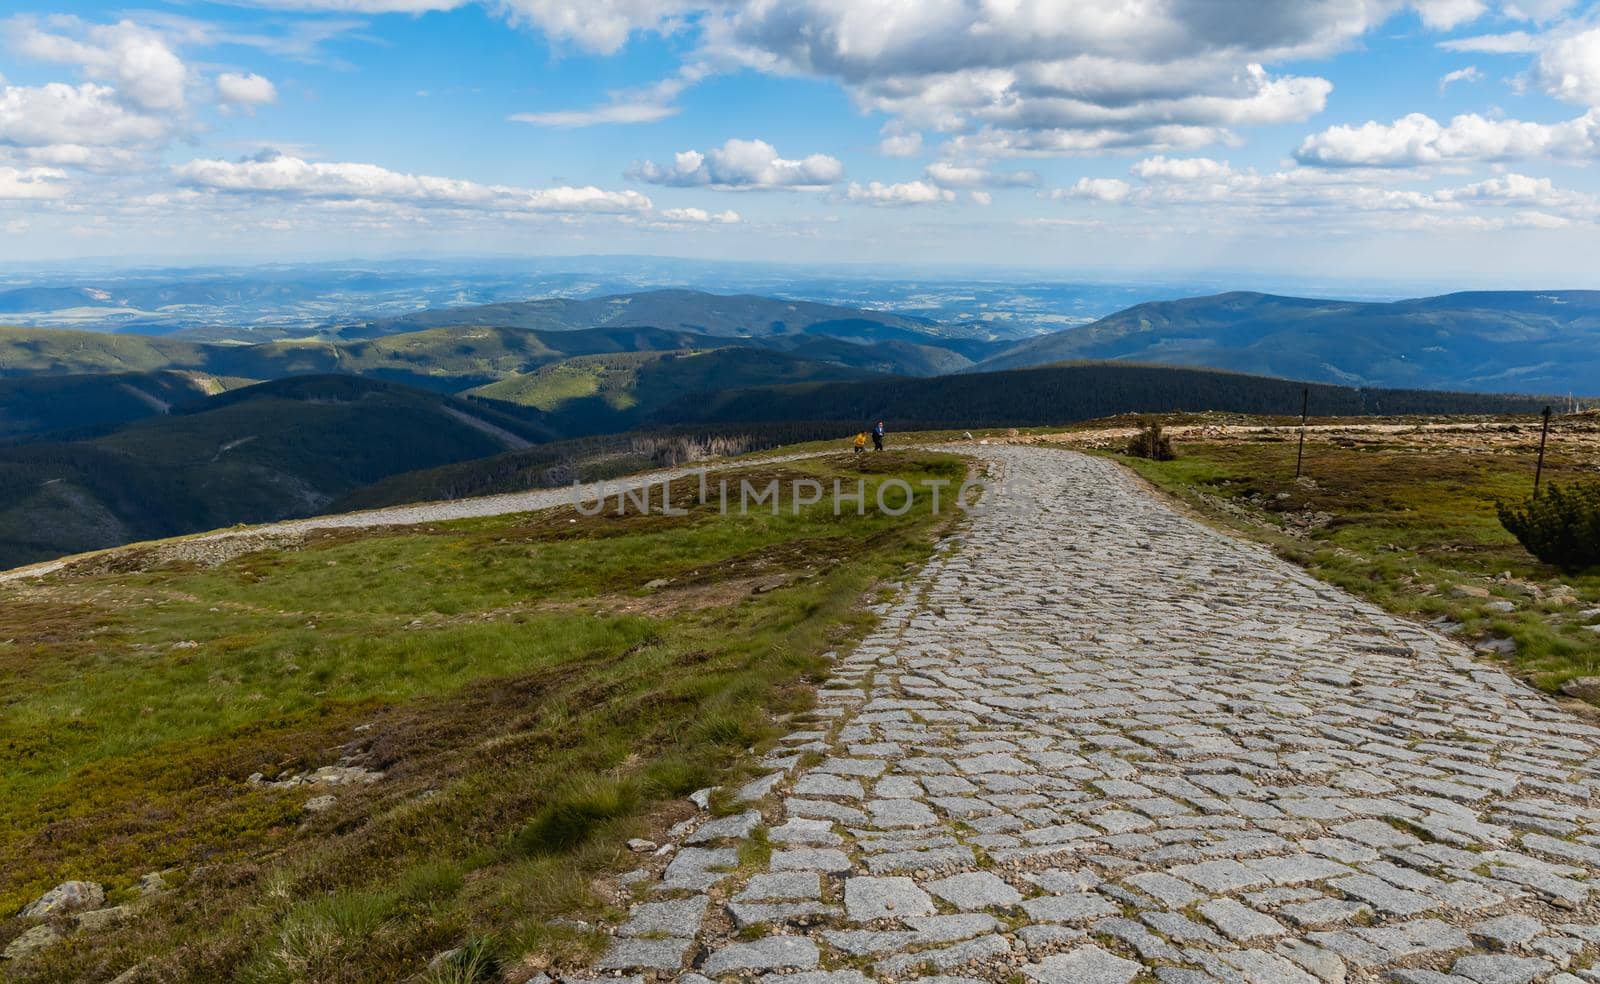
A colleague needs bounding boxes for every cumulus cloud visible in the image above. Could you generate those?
[175,151,654,213]
[1129,156,1234,181]
[1412,0,1489,29]
[1295,110,1600,166]
[0,165,68,199]
[0,82,171,150]
[844,180,955,205]
[702,2,1368,157]
[7,17,190,111]
[217,72,278,112]
[1536,27,1600,106]
[1056,177,1132,202]
[628,139,843,190]
[877,124,923,158]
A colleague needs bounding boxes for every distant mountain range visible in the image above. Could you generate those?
[0,283,1592,569]
[979,290,1600,394]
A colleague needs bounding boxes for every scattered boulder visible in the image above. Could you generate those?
[303,794,338,813]
[627,839,658,853]
[1561,677,1600,702]
[1450,584,1492,600]
[250,764,382,790]
[76,906,130,932]
[18,881,105,920]
[1485,600,1517,614]
[137,872,168,897]
[2,924,61,961]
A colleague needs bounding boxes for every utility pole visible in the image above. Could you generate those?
[1294,387,1309,480]
[1534,405,1552,496]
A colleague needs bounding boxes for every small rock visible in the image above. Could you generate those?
[644,579,671,590]
[627,838,658,853]
[18,880,105,919]
[1450,584,1492,599]
[137,872,168,896]
[303,794,337,813]
[689,787,715,810]
[1485,600,1517,614]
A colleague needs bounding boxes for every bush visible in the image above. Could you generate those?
[1126,418,1177,461]
[1497,482,1600,572]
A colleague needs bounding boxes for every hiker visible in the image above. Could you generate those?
[853,431,868,454]
[872,420,885,451]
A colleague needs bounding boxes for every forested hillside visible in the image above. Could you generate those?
[980,290,1600,393]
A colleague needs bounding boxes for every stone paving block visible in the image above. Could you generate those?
[1022,944,1143,984]
[843,876,936,922]
[1196,898,1286,942]
[617,898,706,938]
[924,871,1022,910]
[701,936,820,974]
[596,937,691,971]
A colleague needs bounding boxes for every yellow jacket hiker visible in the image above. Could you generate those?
[853,432,868,453]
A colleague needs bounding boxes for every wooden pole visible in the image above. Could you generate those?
[1294,387,1309,480]
[1534,405,1552,496]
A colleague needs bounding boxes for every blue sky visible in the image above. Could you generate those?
[2,1,1600,283]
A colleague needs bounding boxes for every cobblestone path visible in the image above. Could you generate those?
[579,446,1600,984]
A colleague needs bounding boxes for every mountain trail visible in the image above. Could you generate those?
[567,445,1600,984]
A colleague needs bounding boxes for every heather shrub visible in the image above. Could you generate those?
[1497,482,1600,572]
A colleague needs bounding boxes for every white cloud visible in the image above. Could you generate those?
[628,139,843,190]
[969,190,992,205]
[1536,27,1600,107]
[512,62,706,126]
[1438,65,1483,92]
[844,180,955,205]
[175,152,654,213]
[704,3,1364,157]
[877,124,923,158]
[0,165,68,200]
[1295,110,1600,166]
[1412,0,1488,29]
[7,17,190,111]
[1440,31,1540,53]
[1057,177,1132,202]
[1129,156,1233,181]
[923,162,1039,188]
[656,206,740,223]
[512,101,677,126]
[217,72,278,112]
[0,82,171,149]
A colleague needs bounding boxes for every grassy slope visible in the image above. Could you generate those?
[1113,427,1600,690]
[0,450,967,983]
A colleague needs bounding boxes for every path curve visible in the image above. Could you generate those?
[578,445,1600,984]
